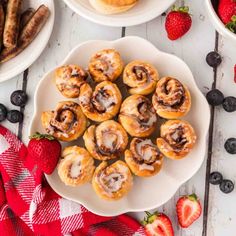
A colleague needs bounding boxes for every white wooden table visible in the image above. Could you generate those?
[0,0,235,235]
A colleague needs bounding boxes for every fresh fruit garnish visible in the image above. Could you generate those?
[28,132,61,174]
[206,51,222,68]
[10,90,28,107]
[165,5,192,40]
[226,15,236,32]
[7,110,23,123]
[0,104,7,122]
[206,89,224,106]
[176,194,202,228]
[220,179,234,193]
[224,138,236,154]
[222,96,236,112]
[218,0,236,27]
[209,172,223,185]
[234,64,236,83]
[141,211,174,236]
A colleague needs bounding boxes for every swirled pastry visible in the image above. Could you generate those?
[55,65,88,98]
[152,77,191,119]
[156,120,197,160]
[88,49,124,82]
[83,120,128,160]
[123,60,159,95]
[58,146,95,186]
[79,81,122,122]
[41,101,87,142]
[119,95,157,137]
[125,138,164,177]
[92,161,133,201]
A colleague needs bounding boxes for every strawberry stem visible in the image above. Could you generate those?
[29,132,55,141]
[188,193,198,201]
[172,5,189,13]
[226,15,236,33]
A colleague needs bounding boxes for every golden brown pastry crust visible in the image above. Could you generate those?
[152,77,191,119]
[92,160,133,201]
[156,120,197,160]
[123,60,159,95]
[119,94,157,137]
[83,120,128,161]
[79,81,122,122]
[41,101,87,142]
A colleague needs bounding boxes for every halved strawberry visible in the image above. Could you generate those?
[141,211,174,236]
[176,194,202,228]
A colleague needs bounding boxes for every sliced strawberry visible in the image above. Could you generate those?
[176,194,202,228]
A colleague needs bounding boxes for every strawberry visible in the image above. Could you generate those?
[176,194,202,228]
[141,211,174,236]
[234,64,236,83]
[165,6,192,40]
[218,0,236,28]
[28,132,61,174]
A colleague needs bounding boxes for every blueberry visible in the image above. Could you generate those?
[206,51,222,68]
[225,138,236,154]
[220,179,234,194]
[0,104,7,122]
[10,90,28,107]
[206,89,224,106]
[7,110,23,123]
[222,96,236,112]
[209,172,223,185]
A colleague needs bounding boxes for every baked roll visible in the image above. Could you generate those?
[125,138,164,177]
[88,49,124,82]
[152,77,191,119]
[156,120,197,160]
[79,81,122,122]
[92,161,133,201]
[83,120,128,161]
[41,101,87,142]
[123,60,159,95]
[54,65,87,98]
[119,94,157,137]
[58,146,95,186]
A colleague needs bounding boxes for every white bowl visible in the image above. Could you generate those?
[29,36,210,216]
[205,0,236,42]
[0,0,55,83]
[62,0,176,27]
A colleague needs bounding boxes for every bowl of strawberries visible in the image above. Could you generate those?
[206,0,236,42]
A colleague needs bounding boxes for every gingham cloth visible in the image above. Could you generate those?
[0,125,145,236]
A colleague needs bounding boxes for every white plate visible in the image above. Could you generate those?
[0,0,55,83]
[63,0,176,27]
[29,36,210,216]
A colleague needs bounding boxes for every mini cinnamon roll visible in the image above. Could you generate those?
[83,120,128,161]
[92,161,133,201]
[58,146,95,186]
[79,81,122,122]
[125,138,164,177]
[41,101,87,142]
[54,65,88,98]
[123,60,159,95]
[88,49,124,82]
[119,95,157,137]
[152,77,191,119]
[156,120,197,160]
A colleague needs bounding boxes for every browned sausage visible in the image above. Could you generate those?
[3,0,22,48]
[20,8,35,30]
[0,5,50,63]
[0,4,4,50]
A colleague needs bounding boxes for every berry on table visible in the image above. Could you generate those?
[209,172,223,185]
[10,90,28,107]
[225,138,236,154]
[0,104,7,122]
[220,179,234,194]
[206,89,224,106]
[7,110,23,123]
[222,96,236,112]
[206,51,222,68]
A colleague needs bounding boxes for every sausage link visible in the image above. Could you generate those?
[20,8,35,30]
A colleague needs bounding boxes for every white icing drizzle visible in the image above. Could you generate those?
[139,163,155,171]
[136,139,154,162]
[70,156,82,178]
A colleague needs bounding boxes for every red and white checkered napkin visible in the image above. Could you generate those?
[0,125,145,236]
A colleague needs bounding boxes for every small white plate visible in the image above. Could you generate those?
[0,0,55,83]
[63,0,175,27]
[29,36,210,216]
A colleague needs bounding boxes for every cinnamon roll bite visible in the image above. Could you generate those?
[41,101,87,142]
[125,138,164,177]
[88,49,124,82]
[79,81,122,122]
[58,146,95,186]
[55,65,88,98]
[157,120,197,160]
[83,120,128,161]
[119,95,157,137]
[92,161,133,201]
[123,60,159,95]
[152,77,191,119]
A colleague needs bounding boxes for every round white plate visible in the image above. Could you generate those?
[29,36,210,216]
[0,0,55,83]
[63,0,176,27]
